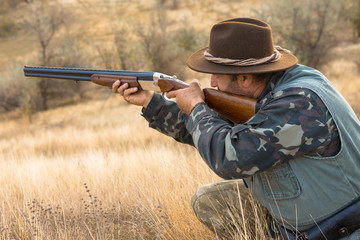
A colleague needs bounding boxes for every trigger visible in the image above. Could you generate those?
[162,92,175,102]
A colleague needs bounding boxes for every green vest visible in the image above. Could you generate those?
[247,64,360,230]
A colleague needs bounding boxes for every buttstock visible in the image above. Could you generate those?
[203,88,256,124]
[91,74,140,88]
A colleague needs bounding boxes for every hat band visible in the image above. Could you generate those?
[204,46,287,67]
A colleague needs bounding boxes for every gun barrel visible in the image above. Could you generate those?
[23,66,155,81]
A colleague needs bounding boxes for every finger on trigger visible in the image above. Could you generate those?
[166,90,177,99]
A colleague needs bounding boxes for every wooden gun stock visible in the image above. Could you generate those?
[92,75,256,124]
[203,88,256,124]
[157,78,256,123]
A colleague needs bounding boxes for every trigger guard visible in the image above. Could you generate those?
[162,92,175,102]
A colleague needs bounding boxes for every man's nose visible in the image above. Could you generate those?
[210,75,217,87]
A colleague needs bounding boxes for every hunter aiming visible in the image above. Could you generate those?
[113,17,360,239]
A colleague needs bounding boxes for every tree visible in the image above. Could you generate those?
[0,0,23,37]
[135,7,172,73]
[134,6,205,78]
[255,0,351,68]
[23,0,69,110]
[349,0,360,38]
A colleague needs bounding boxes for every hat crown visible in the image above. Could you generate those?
[186,17,298,74]
[209,18,274,60]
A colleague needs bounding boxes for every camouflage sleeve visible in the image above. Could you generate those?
[141,93,194,145]
[186,88,337,179]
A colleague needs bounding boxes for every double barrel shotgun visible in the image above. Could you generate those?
[23,66,256,124]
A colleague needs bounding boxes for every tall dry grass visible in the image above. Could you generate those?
[0,95,268,239]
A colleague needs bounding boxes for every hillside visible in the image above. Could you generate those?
[1,0,359,115]
[0,0,258,71]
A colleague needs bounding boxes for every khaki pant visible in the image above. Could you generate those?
[191,179,269,240]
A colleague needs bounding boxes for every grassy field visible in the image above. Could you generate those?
[1,0,360,239]
[0,97,221,239]
[0,95,271,239]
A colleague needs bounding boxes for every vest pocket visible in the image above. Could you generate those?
[259,162,301,200]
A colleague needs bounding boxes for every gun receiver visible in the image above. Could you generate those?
[23,66,256,124]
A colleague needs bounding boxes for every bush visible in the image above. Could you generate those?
[254,0,351,68]
[132,7,206,78]
[0,0,22,37]
[349,0,360,38]
[0,15,19,37]
[0,64,39,116]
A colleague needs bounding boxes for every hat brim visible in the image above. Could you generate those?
[186,47,298,75]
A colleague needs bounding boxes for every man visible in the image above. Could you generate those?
[113,18,360,239]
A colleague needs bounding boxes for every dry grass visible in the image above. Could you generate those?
[0,93,272,239]
[0,95,223,239]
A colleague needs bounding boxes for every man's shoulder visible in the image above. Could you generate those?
[266,64,330,101]
[277,64,328,88]
[259,86,319,107]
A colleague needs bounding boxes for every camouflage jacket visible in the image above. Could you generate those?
[142,69,340,179]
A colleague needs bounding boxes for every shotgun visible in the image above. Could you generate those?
[23,66,256,123]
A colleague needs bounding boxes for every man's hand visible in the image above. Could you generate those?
[166,79,205,115]
[112,80,154,108]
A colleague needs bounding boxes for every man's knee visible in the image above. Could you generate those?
[190,180,259,239]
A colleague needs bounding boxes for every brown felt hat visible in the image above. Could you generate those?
[187,18,298,74]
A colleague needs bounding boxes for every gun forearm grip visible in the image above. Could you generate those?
[91,74,140,88]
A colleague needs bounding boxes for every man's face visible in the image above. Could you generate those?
[210,74,247,96]
[210,74,266,98]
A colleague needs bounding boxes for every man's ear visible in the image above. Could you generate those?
[238,75,253,88]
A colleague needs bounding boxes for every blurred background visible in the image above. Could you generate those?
[1,0,359,117]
